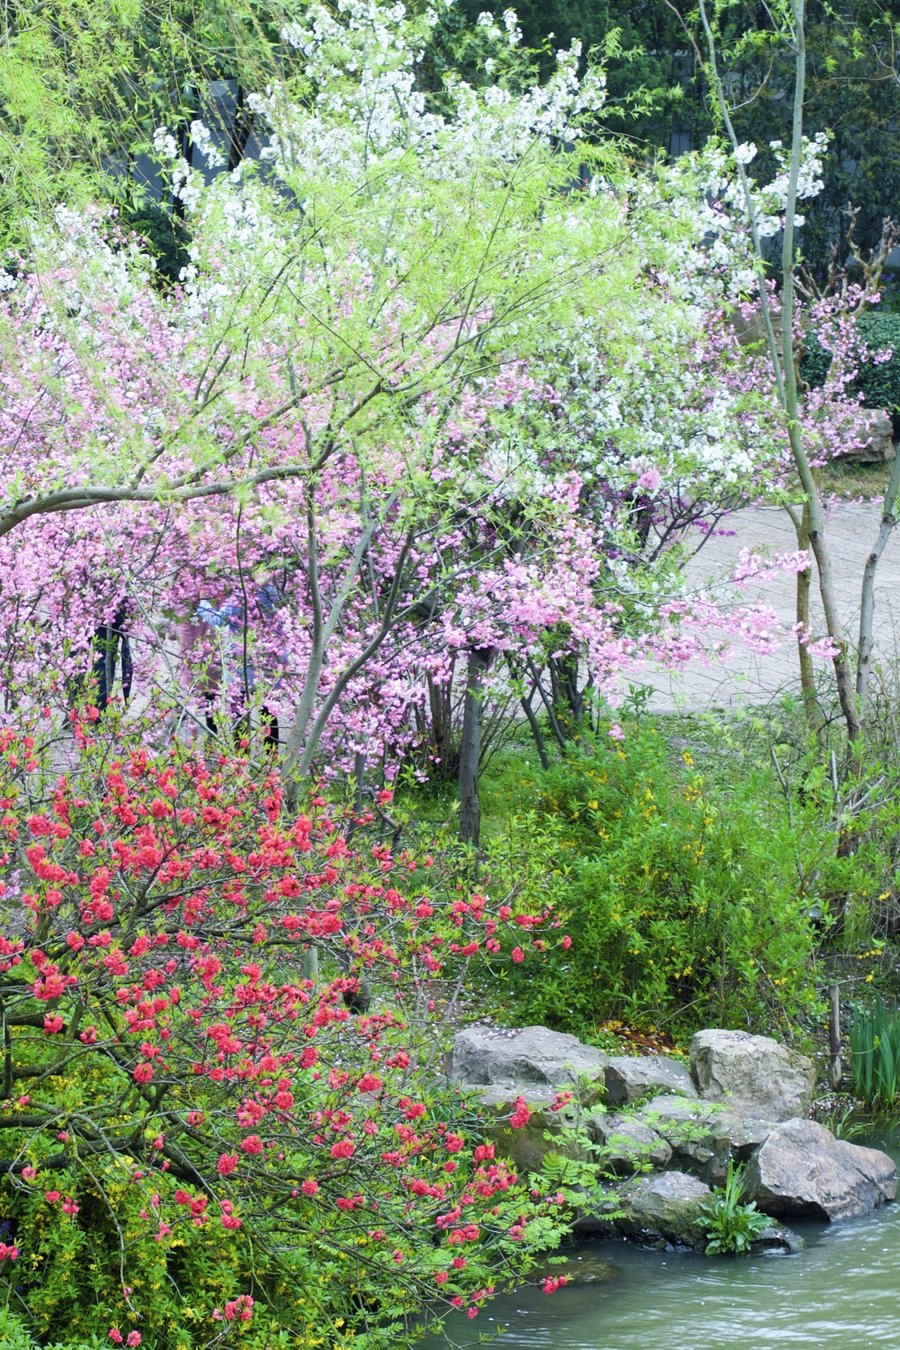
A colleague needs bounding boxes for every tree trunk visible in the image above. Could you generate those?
[458,646,491,847]
[699,0,860,747]
[794,501,824,736]
[856,445,900,712]
[828,984,842,1089]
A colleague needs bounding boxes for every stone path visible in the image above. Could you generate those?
[637,503,900,712]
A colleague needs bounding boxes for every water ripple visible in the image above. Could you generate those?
[423,1171,900,1350]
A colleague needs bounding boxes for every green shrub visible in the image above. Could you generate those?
[856,314,900,412]
[0,1311,107,1349]
[799,329,833,391]
[122,203,191,287]
[491,717,826,1038]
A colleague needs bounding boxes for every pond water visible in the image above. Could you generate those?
[423,1130,900,1350]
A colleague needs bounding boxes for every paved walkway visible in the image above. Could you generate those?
[638,503,900,712]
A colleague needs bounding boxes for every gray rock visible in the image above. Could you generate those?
[690,1030,815,1121]
[753,1224,806,1255]
[636,1095,731,1182]
[604,1054,697,1107]
[833,407,896,464]
[723,1114,781,1160]
[463,1085,584,1172]
[449,1025,608,1098]
[636,1095,777,1184]
[615,1170,712,1247]
[638,1094,721,1129]
[745,1117,897,1222]
[464,1084,556,1112]
[587,1112,672,1175]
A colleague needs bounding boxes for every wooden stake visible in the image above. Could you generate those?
[829,984,842,1090]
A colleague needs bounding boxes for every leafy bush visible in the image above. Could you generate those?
[0,1310,108,1349]
[849,997,900,1108]
[734,679,900,948]
[856,314,900,412]
[491,717,827,1037]
[800,312,900,411]
[700,1162,770,1255]
[0,721,572,1348]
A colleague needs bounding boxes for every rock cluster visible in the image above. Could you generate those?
[449,1024,897,1248]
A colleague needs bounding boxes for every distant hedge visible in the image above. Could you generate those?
[800,311,900,411]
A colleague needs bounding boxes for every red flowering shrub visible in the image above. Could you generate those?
[0,725,571,1347]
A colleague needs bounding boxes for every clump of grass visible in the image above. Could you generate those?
[849,996,900,1107]
[700,1161,771,1256]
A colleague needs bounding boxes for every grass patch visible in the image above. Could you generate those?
[818,457,893,501]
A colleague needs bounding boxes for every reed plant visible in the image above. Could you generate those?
[849,997,900,1108]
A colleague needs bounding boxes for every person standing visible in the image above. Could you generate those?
[92,597,133,712]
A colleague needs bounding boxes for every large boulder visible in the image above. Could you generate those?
[604,1054,697,1107]
[745,1118,897,1222]
[690,1030,815,1121]
[614,1170,712,1248]
[449,1025,608,1097]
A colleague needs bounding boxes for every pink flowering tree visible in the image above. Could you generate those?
[0,0,808,829]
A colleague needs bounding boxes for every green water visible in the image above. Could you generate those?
[425,1134,900,1350]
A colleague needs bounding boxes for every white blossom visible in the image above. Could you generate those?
[152,128,179,160]
[190,120,226,169]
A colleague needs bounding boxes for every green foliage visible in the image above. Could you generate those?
[855,314,900,413]
[692,0,900,278]
[700,1161,770,1255]
[490,715,825,1038]
[0,725,574,1349]
[3,1144,317,1347]
[814,1100,870,1141]
[488,0,900,280]
[0,1311,107,1349]
[801,312,900,412]
[121,203,191,287]
[754,673,900,948]
[0,1,298,243]
[849,997,900,1108]
[453,0,694,142]
[799,328,833,392]
[530,1098,617,1211]
[2,0,898,285]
